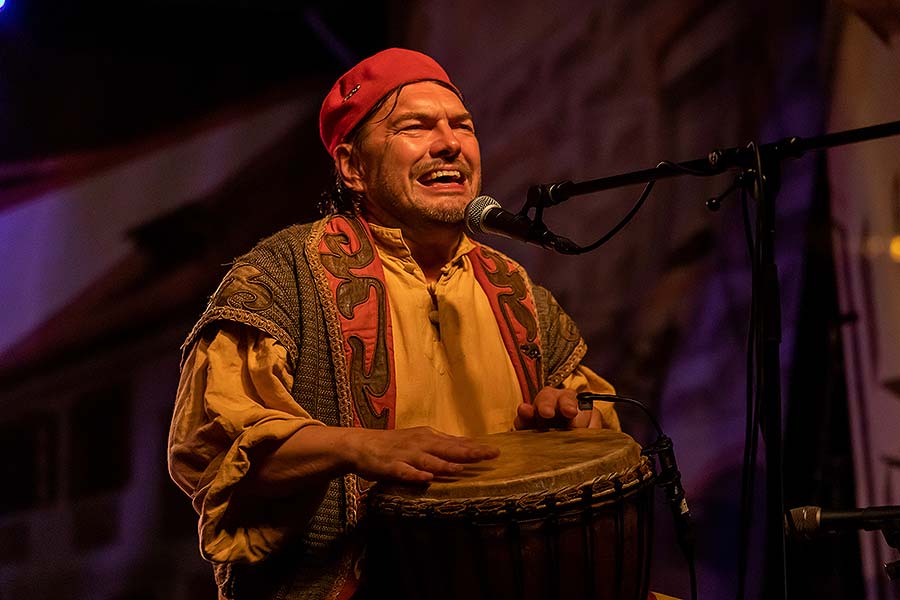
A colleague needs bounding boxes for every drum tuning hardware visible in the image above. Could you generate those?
[577,392,698,597]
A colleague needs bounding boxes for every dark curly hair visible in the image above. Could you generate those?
[318,167,364,216]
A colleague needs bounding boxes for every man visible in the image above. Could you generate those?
[168,48,619,599]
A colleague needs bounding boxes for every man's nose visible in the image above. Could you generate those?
[430,122,461,158]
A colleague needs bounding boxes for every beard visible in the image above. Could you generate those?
[366,171,477,228]
[417,199,467,224]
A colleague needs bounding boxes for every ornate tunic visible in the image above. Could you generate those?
[176,214,601,599]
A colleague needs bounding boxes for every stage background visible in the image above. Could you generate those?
[0,1,896,598]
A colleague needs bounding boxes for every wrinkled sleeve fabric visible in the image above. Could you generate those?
[560,364,621,431]
[168,321,323,564]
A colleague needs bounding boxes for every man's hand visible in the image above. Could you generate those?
[342,426,500,483]
[245,425,499,496]
[514,387,594,430]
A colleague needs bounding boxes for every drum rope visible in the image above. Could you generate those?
[369,459,654,520]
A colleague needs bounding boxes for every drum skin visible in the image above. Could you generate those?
[365,429,655,600]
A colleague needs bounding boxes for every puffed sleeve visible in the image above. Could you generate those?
[168,321,323,563]
[559,364,621,431]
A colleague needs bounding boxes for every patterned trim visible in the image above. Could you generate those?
[181,306,298,368]
[324,548,358,600]
[468,244,543,403]
[179,257,301,370]
[546,338,587,388]
[213,563,234,599]
[317,216,396,431]
[532,283,587,388]
[304,219,362,532]
[306,218,354,430]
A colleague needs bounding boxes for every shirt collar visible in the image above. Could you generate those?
[367,221,475,274]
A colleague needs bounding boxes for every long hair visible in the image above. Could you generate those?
[318,167,363,216]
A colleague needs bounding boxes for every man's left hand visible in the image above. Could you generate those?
[514,387,595,430]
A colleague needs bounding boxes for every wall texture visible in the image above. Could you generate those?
[405,1,829,597]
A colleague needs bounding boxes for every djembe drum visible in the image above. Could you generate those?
[366,428,655,600]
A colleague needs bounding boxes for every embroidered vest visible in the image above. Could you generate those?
[182,214,587,599]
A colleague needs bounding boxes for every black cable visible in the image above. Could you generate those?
[737,182,758,600]
[658,159,715,177]
[748,140,790,600]
[737,141,773,600]
[579,392,699,600]
[577,392,663,435]
[568,152,773,600]
[678,540,698,600]
[560,158,721,255]
[558,165,663,255]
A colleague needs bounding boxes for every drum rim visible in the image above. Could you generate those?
[368,456,654,521]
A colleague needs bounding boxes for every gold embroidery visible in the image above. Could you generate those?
[319,218,391,430]
[476,246,542,399]
[305,220,361,528]
[214,264,275,311]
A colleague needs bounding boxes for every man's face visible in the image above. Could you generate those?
[345,81,482,231]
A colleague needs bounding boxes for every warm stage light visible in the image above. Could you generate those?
[890,235,900,263]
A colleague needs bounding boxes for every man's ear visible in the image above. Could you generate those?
[334,143,366,194]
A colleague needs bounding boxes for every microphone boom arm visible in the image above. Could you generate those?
[519,119,900,600]
[525,119,900,208]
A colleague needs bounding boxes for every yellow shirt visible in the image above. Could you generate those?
[371,223,525,435]
[168,226,617,563]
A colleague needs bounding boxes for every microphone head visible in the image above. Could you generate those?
[464,195,500,235]
[784,506,821,539]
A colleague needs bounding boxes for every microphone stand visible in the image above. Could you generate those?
[785,504,900,590]
[523,119,900,600]
[885,525,900,588]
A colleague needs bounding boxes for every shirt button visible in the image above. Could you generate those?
[428,310,440,325]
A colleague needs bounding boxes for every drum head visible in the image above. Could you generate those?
[366,429,655,600]
[374,428,645,501]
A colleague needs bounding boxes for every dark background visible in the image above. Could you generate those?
[0,0,390,162]
[0,1,891,599]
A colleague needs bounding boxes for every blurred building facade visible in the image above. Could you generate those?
[0,92,329,598]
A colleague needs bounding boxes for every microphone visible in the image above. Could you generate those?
[784,505,900,538]
[464,195,579,254]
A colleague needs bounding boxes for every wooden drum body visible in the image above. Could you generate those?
[366,429,655,600]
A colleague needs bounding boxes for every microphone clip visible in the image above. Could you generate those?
[526,181,574,210]
[643,434,695,556]
[885,527,900,582]
[519,185,580,254]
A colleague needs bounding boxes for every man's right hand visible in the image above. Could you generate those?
[248,425,500,496]
[342,426,500,483]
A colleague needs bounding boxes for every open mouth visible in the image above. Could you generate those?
[418,169,466,186]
